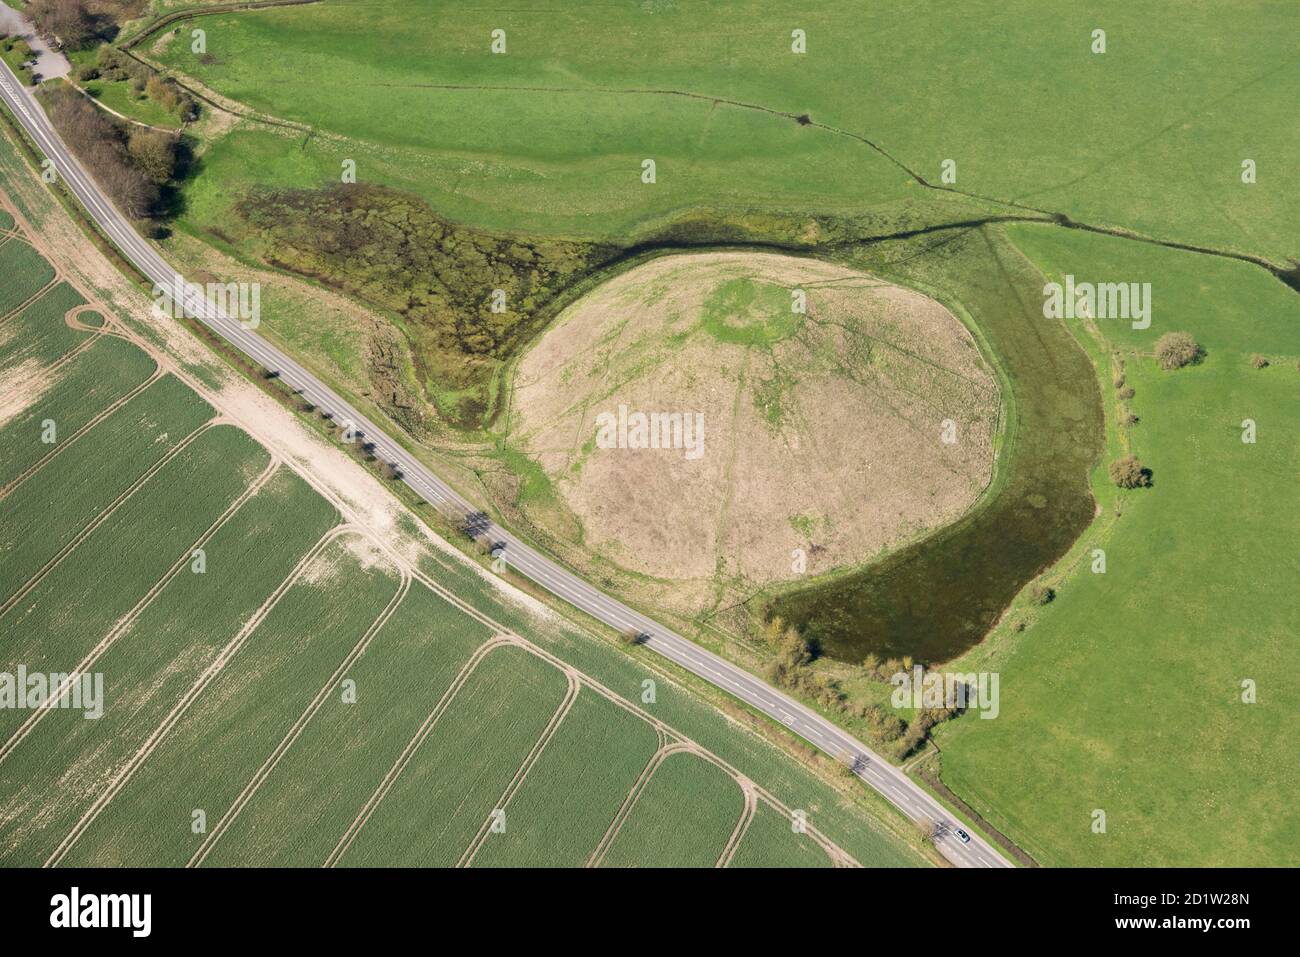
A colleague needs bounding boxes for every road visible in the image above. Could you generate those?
[0,64,1013,868]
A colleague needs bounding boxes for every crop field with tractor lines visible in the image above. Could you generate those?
[0,196,920,868]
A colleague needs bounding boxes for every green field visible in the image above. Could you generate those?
[0,374,216,592]
[200,582,495,867]
[0,335,157,489]
[80,77,183,130]
[0,282,86,365]
[0,468,338,865]
[151,0,1296,261]
[933,227,1300,866]
[0,237,54,313]
[0,196,921,868]
[471,688,660,867]
[62,533,403,866]
[0,423,269,716]
[336,644,572,867]
[729,803,835,869]
[601,750,745,868]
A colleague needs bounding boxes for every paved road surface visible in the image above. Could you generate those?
[0,63,1013,868]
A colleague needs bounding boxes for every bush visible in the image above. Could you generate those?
[1118,386,1135,399]
[1109,455,1151,489]
[97,43,128,80]
[177,94,199,122]
[1033,584,1056,606]
[144,74,194,117]
[76,64,99,82]
[864,705,905,741]
[1251,354,1269,369]
[1154,331,1201,370]
[895,706,960,760]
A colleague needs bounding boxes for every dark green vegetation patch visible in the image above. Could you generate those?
[235,183,617,429]
[771,225,1104,663]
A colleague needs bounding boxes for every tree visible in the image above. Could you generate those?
[28,0,100,50]
[776,627,813,669]
[760,615,786,648]
[864,704,905,741]
[3,38,35,83]
[1154,331,1201,370]
[46,88,159,219]
[763,623,817,691]
[1109,455,1152,489]
[98,162,156,219]
[97,43,129,81]
[127,129,176,184]
[915,820,939,848]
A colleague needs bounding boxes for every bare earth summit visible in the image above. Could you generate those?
[509,251,1001,589]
